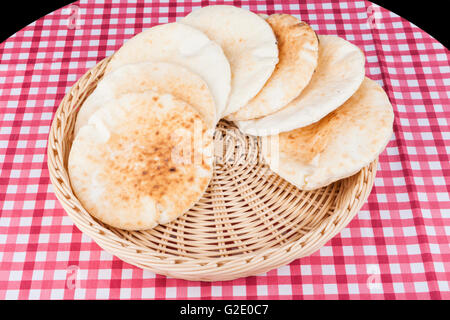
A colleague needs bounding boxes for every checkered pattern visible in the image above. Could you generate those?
[0,0,449,300]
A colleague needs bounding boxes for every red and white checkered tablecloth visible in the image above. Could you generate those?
[0,0,449,300]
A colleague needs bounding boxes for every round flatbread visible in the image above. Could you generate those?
[182,5,278,116]
[262,77,394,190]
[69,91,213,230]
[105,22,231,118]
[228,14,319,121]
[236,34,365,136]
[75,62,216,136]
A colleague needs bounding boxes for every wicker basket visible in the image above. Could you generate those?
[47,57,377,281]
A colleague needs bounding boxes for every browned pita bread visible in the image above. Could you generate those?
[69,91,213,230]
[262,77,394,190]
[228,14,318,121]
[237,35,366,136]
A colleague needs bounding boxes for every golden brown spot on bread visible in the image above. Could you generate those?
[202,162,211,170]
[279,109,337,164]
[99,94,210,211]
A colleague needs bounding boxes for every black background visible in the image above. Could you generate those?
[0,0,448,48]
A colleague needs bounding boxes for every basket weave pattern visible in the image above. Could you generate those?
[47,57,377,281]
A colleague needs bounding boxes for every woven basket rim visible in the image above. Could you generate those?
[47,57,377,281]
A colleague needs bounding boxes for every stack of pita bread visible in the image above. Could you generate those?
[69,5,394,230]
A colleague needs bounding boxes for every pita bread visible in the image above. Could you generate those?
[75,62,216,136]
[236,34,365,136]
[69,91,213,230]
[182,5,278,116]
[228,14,319,121]
[262,77,394,190]
[105,22,231,118]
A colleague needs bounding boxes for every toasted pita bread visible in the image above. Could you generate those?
[236,34,365,136]
[228,14,319,121]
[105,22,231,118]
[262,77,394,190]
[69,91,213,230]
[182,5,278,116]
[75,62,216,136]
